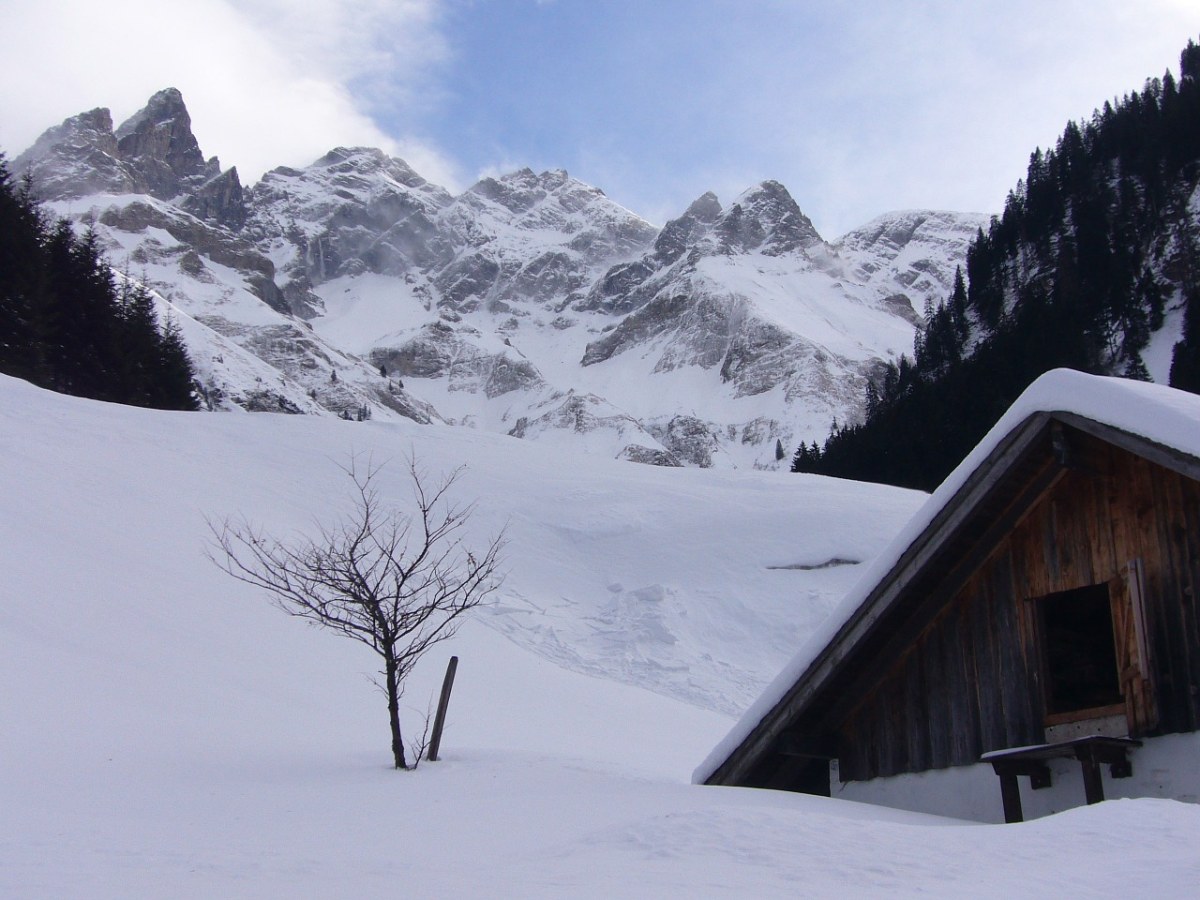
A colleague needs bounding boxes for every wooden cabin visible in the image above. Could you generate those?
[696,370,1200,823]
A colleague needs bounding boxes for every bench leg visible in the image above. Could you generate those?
[1080,758,1105,805]
[998,771,1024,823]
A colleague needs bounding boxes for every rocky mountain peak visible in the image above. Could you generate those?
[684,191,723,223]
[717,180,823,256]
[833,209,990,304]
[315,146,386,167]
[13,87,241,219]
[12,106,133,198]
[446,167,653,265]
[22,106,115,155]
[246,146,454,289]
[467,167,604,217]
[468,168,540,213]
[652,191,723,264]
[114,87,189,139]
[428,166,656,312]
[311,147,432,192]
[536,168,571,191]
[836,209,969,256]
[114,88,214,199]
[583,182,833,318]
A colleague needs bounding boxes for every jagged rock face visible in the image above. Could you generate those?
[651,415,723,468]
[576,257,664,315]
[578,192,720,316]
[460,168,654,263]
[183,168,246,230]
[718,317,795,394]
[246,147,455,286]
[582,292,687,366]
[433,253,502,311]
[421,168,658,314]
[579,181,894,398]
[245,156,656,316]
[370,322,543,398]
[616,445,683,467]
[13,108,134,198]
[716,180,823,256]
[99,200,265,274]
[13,94,436,426]
[508,391,616,436]
[496,250,587,307]
[582,288,763,376]
[653,191,722,264]
[193,315,438,424]
[577,180,826,318]
[507,391,670,460]
[833,209,990,312]
[96,198,283,312]
[114,88,214,199]
[569,179,960,465]
[15,89,248,231]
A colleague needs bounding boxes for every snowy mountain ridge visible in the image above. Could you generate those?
[13,88,988,467]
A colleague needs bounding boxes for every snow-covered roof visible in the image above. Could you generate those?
[694,368,1200,784]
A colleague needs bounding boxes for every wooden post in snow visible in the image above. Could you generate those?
[427,655,459,762]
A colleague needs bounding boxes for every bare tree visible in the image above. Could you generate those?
[208,456,504,769]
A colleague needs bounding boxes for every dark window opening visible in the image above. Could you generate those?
[1038,583,1122,716]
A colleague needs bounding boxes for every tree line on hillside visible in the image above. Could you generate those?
[794,37,1200,491]
[0,155,198,410]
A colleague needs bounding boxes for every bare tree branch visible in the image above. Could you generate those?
[206,455,505,769]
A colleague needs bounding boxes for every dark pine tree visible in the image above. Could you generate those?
[0,161,45,379]
[1170,288,1200,393]
[0,156,199,410]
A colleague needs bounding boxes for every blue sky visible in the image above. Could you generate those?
[3,1,1200,236]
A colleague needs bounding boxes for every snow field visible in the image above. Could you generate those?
[2,374,1198,897]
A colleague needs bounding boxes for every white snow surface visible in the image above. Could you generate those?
[3,372,1198,897]
[696,368,1200,786]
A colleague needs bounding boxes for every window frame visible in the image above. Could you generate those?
[1025,561,1157,734]
[1033,581,1125,725]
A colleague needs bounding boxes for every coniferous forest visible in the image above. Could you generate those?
[795,38,1200,491]
[0,156,198,410]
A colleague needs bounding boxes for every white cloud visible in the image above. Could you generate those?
[649,0,1200,236]
[0,0,459,187]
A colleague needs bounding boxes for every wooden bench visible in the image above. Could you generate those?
[981,735,1142,823]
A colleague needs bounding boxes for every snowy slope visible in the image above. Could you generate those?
[833,208,990,306]
[3,375,1199,897]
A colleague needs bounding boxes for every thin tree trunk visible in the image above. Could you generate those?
[385,658,408,769]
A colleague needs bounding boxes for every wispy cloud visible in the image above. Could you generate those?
[0,0,458,186]
[552,0,1200,236]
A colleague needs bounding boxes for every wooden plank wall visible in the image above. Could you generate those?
[836,433,1200,783]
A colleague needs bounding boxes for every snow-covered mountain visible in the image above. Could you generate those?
[13,88,988,467]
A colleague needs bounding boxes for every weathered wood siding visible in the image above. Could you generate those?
[836,432,1200,783]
